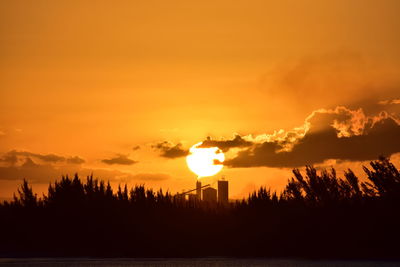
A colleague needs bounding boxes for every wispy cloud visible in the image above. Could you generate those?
[130,173,170,181]
[101,154,137,165]
[0,150,85,165]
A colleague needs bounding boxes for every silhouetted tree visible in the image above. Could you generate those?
[362,156,400,199]
[1,157,399,259]
[14,179,37,208]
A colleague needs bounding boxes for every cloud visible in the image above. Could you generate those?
[0,151,86,183]
[0,151,19,165]
[0,158,167,184]
[198,135,253,152]
[131,173,170,181]
[153,101,400,167]
[213,159,224,165]
[379,99,400,105]
[0,157,64,183]
[225,104,400,168]
[0,151,167,184]
[152,136,251,159]
[132,145,141,151]
[101,154,137,165]
[153,141,189,158]
[66,156,86,164]
[0,150,85,165]
[13,151,65,163]
[258,51,400,120]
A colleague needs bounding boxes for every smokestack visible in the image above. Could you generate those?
[196,180,202,201]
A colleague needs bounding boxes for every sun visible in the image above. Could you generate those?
[186,142,225,178]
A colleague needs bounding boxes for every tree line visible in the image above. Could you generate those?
[0,157,399,259]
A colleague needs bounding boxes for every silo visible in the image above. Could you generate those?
[218,180,228,204]
[202,187,217,202]
[196,181,202,201]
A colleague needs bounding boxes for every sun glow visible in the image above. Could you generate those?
[186,142,225,178]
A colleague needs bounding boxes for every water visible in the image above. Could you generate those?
[0,258,399,267]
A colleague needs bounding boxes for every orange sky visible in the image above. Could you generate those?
[1,0,400,200]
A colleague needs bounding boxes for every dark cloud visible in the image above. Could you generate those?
[0,158,167,184]
[0,151,18,165]
[198,135,253,152]
[153,136,252,159]
[0,151,86,183]
[0,150,84,165]
[102,154,137,165]
[225,106,400,168]
[0,157,62,183]
[10,151,65,163]
[28,152,65,163]
[66,156,85,164]
[153,141,189,158]
[132,145,141,151]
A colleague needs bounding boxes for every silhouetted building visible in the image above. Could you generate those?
[175,193,186,202]
[188,193,197,203]
[196,181,202,201]
[202,187,217,202]
[218,180,228,204]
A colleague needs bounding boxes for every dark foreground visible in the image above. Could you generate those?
[1,158,399,259]
[1,258,400,267]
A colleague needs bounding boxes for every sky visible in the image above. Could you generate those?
[1,0,400,200]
